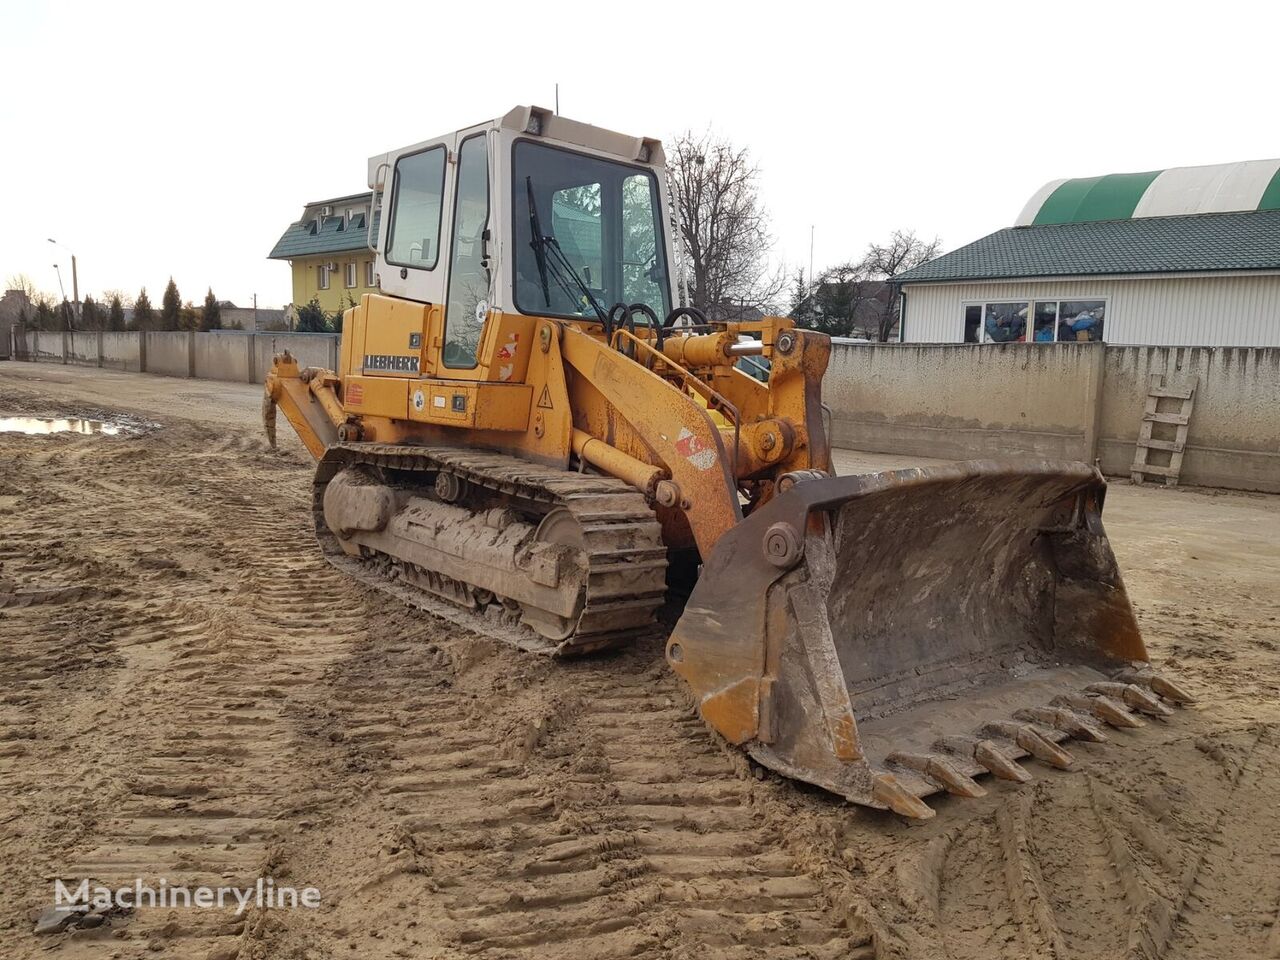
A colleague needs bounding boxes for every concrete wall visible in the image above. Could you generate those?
[827,341,1279,493]
[1098,346,1280,491]
[22,329,63,363]
[142,332,192,378]
[826,343,1103,461]
[101,331,142,371]
[10,328,1276,494]
[65,331,98,365]
[11,327,340,386]
[902,273,1280,347]
[194,332,254,382]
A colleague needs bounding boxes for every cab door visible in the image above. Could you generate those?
[435,125,496,379]
[376,134,452,308]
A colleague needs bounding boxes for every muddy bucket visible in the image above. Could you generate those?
[667,462,1190,817]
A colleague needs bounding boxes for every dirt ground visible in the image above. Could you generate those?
[1,361,1277,960]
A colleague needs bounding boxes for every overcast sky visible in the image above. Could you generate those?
[3,0,1277,309]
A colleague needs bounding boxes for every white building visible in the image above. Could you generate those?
[894,160,1280,347]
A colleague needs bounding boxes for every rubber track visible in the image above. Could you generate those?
[314,443,669,656]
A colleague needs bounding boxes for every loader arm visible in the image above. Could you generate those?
[558,324,742,559]
[263,352,342,458]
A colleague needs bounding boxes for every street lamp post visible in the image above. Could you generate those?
[47,239,79,319]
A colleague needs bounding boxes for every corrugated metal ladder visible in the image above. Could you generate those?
[1130,373,1198,487]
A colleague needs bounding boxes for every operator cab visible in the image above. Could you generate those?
[367,106,678,370]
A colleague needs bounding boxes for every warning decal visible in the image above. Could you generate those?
[537,385,554,409]
[675,427,718,470]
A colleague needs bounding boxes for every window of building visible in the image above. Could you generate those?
[386,145,447,269]
[365,261,376,287]
[963,299,1105,342]
[344,262,356,288]
[317,264,331,290]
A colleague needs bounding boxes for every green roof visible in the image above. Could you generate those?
[269,210,380,260]
[895,209,1280,284]
[1018,160,1280,225]
[1032,170,1163,224]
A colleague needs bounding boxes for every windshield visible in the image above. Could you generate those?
[512,140,671,322]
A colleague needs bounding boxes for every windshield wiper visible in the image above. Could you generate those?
[526,177,553,307]
[525,177,608,324]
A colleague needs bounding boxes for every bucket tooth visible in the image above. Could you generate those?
[888,752,987,798]
[870,773,936,819]
[985,722,1074,770]
[1114,667,1196,705]
[1053,692,1144,729]
[1015,706,1109,743]
[1086,681,1175,718]
[940,736,1033,783]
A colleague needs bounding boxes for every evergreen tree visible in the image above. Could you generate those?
[107,295,126,331]
[179,301,199,330]
[294,297,330,333]
[81,295,102,330]
[787,269,814,324]
[59,299,75,330]
[35,298,56,331]
[160,277,181,331]
[133,288,155,329]
[333,294,357,334]
[201,288,222,331]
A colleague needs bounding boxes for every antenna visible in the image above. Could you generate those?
[808,225,815,297]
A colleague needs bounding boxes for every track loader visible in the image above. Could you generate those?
[264,106,1191,818]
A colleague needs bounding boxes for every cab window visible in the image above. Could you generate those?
[512,140,671,322]
[443,134,491,368]
[386,145,446,270]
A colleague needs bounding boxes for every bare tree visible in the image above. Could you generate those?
[863,229,942,341]
[5,273,39,300]
[100,289,134,309]
[668,131,785,319]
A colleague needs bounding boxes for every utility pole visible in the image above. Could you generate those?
[555,83,559,115]
[253,293,258,329]
[47,238,80,319]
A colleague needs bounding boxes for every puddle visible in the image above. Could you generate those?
[0,416,124,436]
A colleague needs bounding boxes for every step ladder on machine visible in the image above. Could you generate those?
[1130,373,1198,486]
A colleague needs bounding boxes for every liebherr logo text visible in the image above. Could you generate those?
[363,354,420,373]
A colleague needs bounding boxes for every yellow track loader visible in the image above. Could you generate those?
[264,106,1190,818]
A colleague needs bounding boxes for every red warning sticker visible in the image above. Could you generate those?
[674,427,717,470]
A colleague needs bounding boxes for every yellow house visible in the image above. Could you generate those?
[269,192,381,314]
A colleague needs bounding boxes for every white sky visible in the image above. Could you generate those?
[2,0,1277,309]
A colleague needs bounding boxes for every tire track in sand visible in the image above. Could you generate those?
[301,625,864,959]
[0,424,367,959]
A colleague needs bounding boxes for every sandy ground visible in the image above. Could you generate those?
[0,360,1278,960]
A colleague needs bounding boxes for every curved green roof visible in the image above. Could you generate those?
[1017,160,1280,226]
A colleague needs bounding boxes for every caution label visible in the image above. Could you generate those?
[537,385,554,409]
[675,427,718,470]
